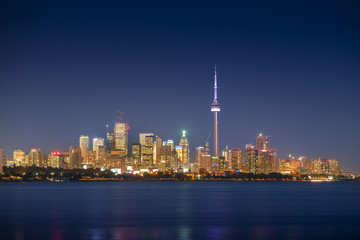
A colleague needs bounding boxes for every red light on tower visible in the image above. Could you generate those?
[127,126,130,131]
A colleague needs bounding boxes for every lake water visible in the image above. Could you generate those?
[0,182,359,240]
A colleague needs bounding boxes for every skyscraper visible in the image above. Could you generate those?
[114,122,128,155]
[69,146,81,169]
[131,143,141,165]
[79,135,90,163]
[140,134,154,167]
[179,130,189,164]
[210,66,220,156]
[256,133,265,151]
[106,125,114,154]
[93,138,105,152]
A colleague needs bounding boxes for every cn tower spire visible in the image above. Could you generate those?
[214,65,217,103]
[210,65,220,156]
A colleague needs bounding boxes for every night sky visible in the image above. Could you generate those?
[1,1,359,172]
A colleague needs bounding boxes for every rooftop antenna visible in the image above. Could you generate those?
[149,123,152,132]
[117,110,124,123]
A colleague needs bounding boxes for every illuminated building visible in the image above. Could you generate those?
[166,140,174,149]
[131,143,141,165]
[179,130,189,164]
[79,135,90,163]
[256,133,265,150]
[141,135,154,167]
[311,158,340,175]
[0,148,4,173]
[244,144,258,173]
[93,138,105,152]
[26,149,44,167]
[257,150,276,174]
[221,145,230,168]
[114,122,128,155]
[210,66,220,156]
[229,148,242,170]
[140,133,154,145]
[175,146,185,166]
[13,150,25,166]
[106,131,114,154]
[159,145,173,171]
[196,146,211,172]
[279,155,307,174]
[48,152,64,169]
[154,136,162,165]
[96,146,106,168]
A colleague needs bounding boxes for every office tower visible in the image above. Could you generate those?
[106,131,114,154]
[140,133,154,146]
[159,145,173,171]
[26,148,44,167]
[13,150,25,166]
[179,130,189,164]
[221,145,230,168]
[229,148,242,170]
[257,151,276,174]
[93,138,105,152]
[141,135,154,167]
[217,156,226,171]
[69,146,81,169]
[79,135,90,163]
[166,140,174,149]
[311,158,340,175]
[96,146,106,168]
[48,152,64,169]
[131,143,141,165]
[256,133,265,151]
[154,136,162,165]
[196,146,211,172]
[114,122,128,155]
[244,144,258,173]
[210,66,221,156]
[0,148,3,173]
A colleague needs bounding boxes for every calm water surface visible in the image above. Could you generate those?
[0,182,359,240]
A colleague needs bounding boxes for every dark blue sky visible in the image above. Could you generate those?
[1,1,359,172]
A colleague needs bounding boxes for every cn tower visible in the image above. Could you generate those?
[210,65,220,156]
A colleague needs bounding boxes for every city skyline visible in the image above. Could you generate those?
[1,2,359,172]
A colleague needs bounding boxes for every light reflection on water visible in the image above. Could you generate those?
[0,182,359,240]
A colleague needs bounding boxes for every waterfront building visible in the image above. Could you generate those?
[244,144,258,173]
[311,158,341,175]
[179,130,189,164]
[131,143,141,165]
[26,148,44,167]
[154,136,162,165]
[48,152,64,169]
[141,135,154,167]
[159,145,173,171]
[229,148,242,170]
[114,122,128,155]
[13,149,25,166]
[69,146,81,169]
[221,146,230,168]
[79,135,90,164]
[196,146,212,172]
